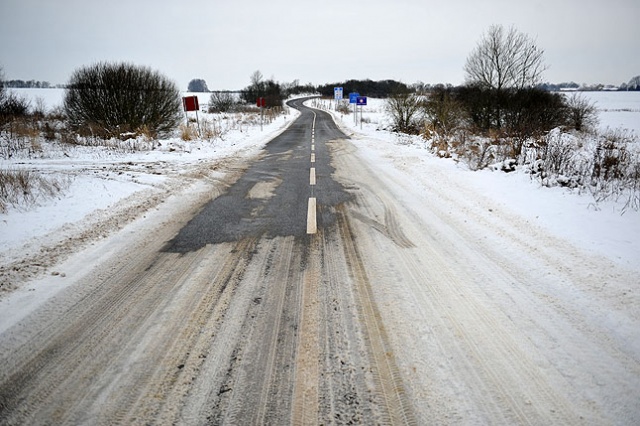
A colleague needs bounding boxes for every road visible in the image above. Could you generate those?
[1,98,639,425]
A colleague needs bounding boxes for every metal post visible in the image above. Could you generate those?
[354,102,356,125]
[195,109,201,138]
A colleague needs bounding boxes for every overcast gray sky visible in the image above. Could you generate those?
[1,0,638,90]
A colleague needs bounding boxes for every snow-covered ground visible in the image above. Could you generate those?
[1,90,639,295]
[1,91,299,294]
[314,93,640,271]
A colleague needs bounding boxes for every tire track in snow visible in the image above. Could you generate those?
[330,137,639,423]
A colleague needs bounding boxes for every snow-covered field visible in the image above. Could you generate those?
[1,89,639,291]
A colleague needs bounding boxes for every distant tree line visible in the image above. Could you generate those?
[3,79,52,89]
[538,76,640,92]
[317,79,410,98]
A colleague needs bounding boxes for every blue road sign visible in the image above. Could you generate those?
[349,92,360,104]
[334,87,343,100]
[356,96,367,106]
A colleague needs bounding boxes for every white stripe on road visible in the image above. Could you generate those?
[307,197,317,234]
[307,111,318,235]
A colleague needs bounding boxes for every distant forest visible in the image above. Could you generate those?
[3,75,639,94]
[538,76,640,92]
[2,79,58,89]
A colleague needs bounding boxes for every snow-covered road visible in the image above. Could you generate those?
[0,94,638,424]
[330,129,640,423]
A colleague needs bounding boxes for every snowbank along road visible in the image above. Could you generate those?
[1,98,639,425]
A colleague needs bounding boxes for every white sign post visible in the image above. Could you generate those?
[356,96,367,129]
[349,92,360,125]
[334,87,343,112]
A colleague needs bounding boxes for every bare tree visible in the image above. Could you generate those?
[464,25,547,90]
[250,70,263,88]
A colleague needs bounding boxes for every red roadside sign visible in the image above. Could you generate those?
[182,96,199,112]
[257,97,266,107]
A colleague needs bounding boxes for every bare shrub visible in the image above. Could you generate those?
[541,130,578,177]
[385,92,423,134]
[180,123,198,141]
[592,129,632,182]
[0,118,42,159]
[336,101,351,114]
[64,62,182,139]
[199,118,229,141]
[565,93,599,132]
[0,92,30,125]
[424,87,464,134]
[426,129,498,171]
[528,128,640,211]
[589,130,640,212]
[32,96,47,119]
[208,92,237,113]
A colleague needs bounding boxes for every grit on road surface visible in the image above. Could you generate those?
[1,99,639,425]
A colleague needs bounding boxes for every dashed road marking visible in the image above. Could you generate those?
[308,110,318,234]
[307,197,317,234]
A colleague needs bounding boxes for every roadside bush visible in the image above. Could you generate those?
[592,129,633,182]
[0,118,42,159]
[385,92,423,134]
[528,128,640,211]
[0,92,31,126]
[208,91,237,113]
[64,62,182,139]
[336,101,351,114]
[456,86,566,137]
[180,122,198,141]
[423,87,465,134]
[564,93,599,132]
